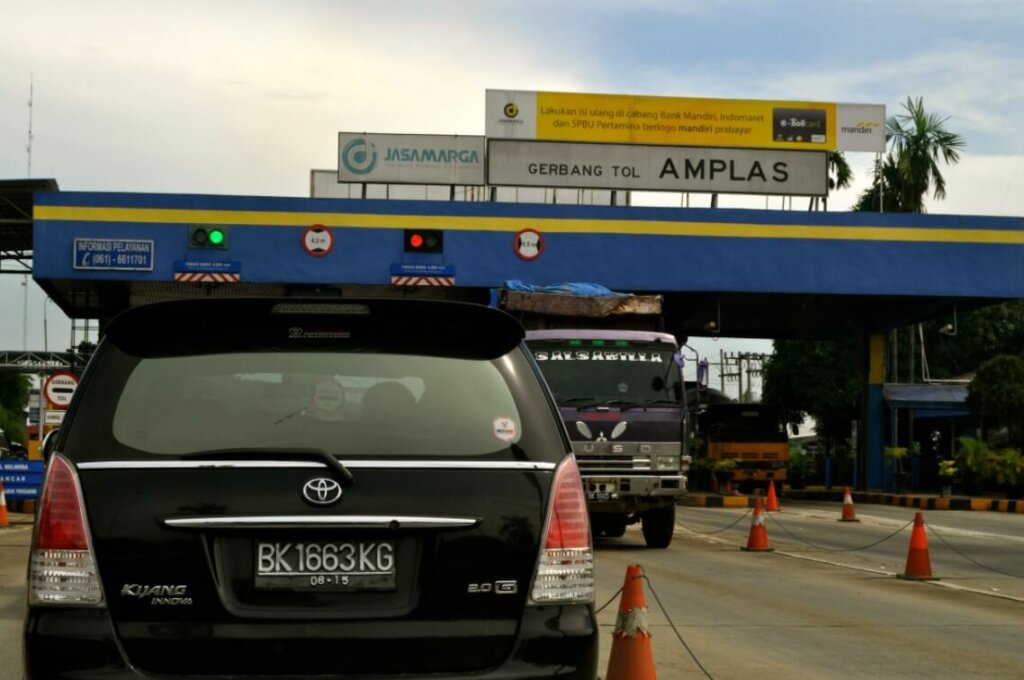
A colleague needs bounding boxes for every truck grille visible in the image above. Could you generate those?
[720,451,780,461]
[576,454,653,473]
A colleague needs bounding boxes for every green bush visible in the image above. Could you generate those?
[986,448,1024,493]
[968,355,1024,448]
[787,449,815,478]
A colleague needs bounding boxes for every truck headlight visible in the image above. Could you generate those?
[656,455,679,471]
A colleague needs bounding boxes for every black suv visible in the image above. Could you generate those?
[24,298,597,679]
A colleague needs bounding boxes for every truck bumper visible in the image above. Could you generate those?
[581,474,686,501]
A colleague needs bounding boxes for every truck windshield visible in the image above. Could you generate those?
[703,405,787,442]
[528,341,681,407]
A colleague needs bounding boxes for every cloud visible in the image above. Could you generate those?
[2,1,1022,351]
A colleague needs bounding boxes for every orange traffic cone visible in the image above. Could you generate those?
[899,512,937,581]
[765,479,780,512]
[838,486,860,522]
[741,494,773,552]
[605,564,657,680]
[0,480,9,528]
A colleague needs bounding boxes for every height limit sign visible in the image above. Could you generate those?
[302,224,335,257]
[514,228,545,261]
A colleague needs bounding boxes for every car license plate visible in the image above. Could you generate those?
[254,540,397,591]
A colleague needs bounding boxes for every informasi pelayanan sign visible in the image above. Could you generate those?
[338,133,485,185]
[488,140,828,196]
[486,90,885,153]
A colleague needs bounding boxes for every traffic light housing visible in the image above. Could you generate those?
[404,229,443,254]
[189,225,229,249]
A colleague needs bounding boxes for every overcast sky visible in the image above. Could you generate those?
[2,0,1023,396]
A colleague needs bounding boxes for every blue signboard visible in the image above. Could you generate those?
[1,460,45,500]
[73,238,154,271]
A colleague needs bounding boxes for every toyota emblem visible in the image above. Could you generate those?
[302,478,343,506]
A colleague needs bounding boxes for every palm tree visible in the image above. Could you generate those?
[817,151,853,211]
[853,97,965,213]
[852,155,906,212]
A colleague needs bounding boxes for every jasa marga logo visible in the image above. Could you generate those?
[341,138,378,175]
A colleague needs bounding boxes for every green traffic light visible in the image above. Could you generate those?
[189,225,229,248]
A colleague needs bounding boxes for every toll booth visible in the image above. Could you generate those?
[22,188,1024,490]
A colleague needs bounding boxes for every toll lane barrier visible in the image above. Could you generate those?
[681,492,1024,513]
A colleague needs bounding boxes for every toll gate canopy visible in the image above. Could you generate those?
[28,190,1024,338]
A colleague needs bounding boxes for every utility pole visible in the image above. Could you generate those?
[26,74,34,176]
[737,355,745,403]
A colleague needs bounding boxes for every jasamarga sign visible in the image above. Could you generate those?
[338,133,485,185]
[488,140,828,196]
[486,90,885,153]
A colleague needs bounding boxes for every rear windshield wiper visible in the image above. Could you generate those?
[559,397,641,409]
[559,396,604,408]
[621,399,683,411]
[180,447,354,486]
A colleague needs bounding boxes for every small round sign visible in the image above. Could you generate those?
[514,228,545,261]
[44,371,79,409]
[302,224,335,257]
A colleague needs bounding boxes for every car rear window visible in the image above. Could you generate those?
[109,348,522,457]
[59,299,569,462]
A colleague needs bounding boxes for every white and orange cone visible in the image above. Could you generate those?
[766,479,780,512]
[838,486,860,522]
[0,480,9,528]
[899,512,938,581]
[741,494,773,552]
[605,564,657,680]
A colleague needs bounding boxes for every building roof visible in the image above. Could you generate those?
[883,383,970,417]
[0,179,59,272]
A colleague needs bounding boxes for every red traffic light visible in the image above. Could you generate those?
[404,229,443,253]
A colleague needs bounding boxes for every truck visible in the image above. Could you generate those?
[695,402,790,494]
[501,288,689,548]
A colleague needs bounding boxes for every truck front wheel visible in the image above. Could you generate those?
[641,503,676,548]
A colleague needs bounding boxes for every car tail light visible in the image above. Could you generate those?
[29,454,104,606]
[530,456,594,604]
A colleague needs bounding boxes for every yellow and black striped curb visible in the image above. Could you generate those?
[6,500,36,514]
[682,492,1024,513]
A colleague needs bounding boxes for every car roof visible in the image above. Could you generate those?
[525,328,678,345]
[104,297,525,360]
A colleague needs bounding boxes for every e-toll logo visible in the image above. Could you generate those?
[341,138,378,175]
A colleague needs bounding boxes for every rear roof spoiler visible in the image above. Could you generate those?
[104,297,525,360]
[525,329,677,345]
